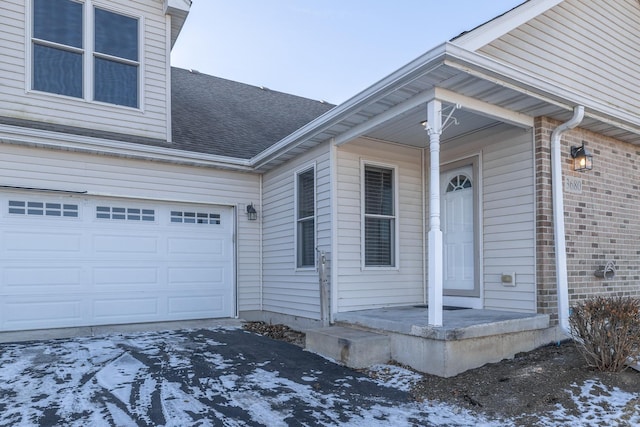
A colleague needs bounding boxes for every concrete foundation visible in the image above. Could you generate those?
[388,325,559,377]
[240,310,323,331]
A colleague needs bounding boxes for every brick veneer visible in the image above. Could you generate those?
[535,117,640,323]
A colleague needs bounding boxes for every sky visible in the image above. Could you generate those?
[171,1,525,105]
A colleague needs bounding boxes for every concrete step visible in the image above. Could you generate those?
[305,326,390,369]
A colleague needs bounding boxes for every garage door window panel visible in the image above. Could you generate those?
[96,206,155,221]
[171,211,221,225]
[9,200,78,218]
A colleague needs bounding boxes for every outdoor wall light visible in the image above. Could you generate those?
[246,203,257,221]
[570,142,593,172]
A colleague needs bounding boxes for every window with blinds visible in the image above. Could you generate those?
[296,167,315,268]
[364,165,395,267]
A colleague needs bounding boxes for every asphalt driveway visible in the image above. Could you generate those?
[0,325,498,427]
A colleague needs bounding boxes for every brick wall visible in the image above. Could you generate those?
[535,117,640,323]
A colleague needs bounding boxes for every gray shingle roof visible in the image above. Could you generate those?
[171,67,335,159]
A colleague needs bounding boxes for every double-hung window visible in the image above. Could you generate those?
[363,164,396,267]
[296,167,315,268]
[32,0,140,108]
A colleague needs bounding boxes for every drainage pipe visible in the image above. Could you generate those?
[550,105,584,336]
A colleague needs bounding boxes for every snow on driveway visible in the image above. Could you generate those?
[0,327,637,426]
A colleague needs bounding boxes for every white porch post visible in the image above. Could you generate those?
[427,100,443,326]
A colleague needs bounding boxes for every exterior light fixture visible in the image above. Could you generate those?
[246,203,257,221]
[570,142,593,172]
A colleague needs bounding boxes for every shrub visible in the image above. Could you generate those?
[569,295,640,372]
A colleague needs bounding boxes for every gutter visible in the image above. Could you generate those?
[550,105,584,335]
[0,123,253,172]
[250,44,449,170]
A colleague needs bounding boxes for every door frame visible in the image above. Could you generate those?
[440,156,481,298]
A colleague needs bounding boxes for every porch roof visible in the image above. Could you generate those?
[252,42,640,172]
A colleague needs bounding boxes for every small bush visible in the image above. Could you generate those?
[569,295,640,372]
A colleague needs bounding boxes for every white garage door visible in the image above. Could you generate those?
[0,192,235,331]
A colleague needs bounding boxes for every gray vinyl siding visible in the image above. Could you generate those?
[261,142,332,320]
[336,139,424,313]
[0,143,262,312]
[478,0,640,118]
[0,0,170,140]
[443,125,537,313]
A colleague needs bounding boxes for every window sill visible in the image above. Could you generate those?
[361,266,399,271]
[27,89,144,113]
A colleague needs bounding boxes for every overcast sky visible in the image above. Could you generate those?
[171,1,525,105]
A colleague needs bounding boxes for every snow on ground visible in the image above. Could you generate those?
[0,327,637,426]
[534,379,640,426]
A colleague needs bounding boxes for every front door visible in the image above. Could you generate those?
[441,164,479,298]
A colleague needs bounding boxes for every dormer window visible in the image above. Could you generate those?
[32,0,83,98]
[31,0,140,108]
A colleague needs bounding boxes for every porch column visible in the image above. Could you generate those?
[427,100,443,326]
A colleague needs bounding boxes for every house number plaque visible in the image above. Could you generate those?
[564,176,583,194]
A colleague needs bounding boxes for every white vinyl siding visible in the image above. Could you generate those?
[0,143,262,313]
[262,143,331,320]
[0,0,169,139]
[482,133,536,313]
[336,139,423,312]
[442,125,536,313]
[478,0,640,119]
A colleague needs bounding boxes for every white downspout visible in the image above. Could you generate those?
[551,105,584,336]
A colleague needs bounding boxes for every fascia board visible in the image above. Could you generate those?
[250,44,449,169]
[164,0,192,15]
[164,0,191,48]
[443,44,640,134]
[0,124,253,172]
[453,0,564,51]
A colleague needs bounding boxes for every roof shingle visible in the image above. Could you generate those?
[171,67,335,159]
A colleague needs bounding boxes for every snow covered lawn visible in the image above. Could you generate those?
[0,327,637,426]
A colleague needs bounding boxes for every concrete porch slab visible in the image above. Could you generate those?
[333,306,550,340]
[328,306,555,377]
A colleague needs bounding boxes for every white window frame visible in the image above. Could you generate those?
[360,160,399,270]
[26,0,144,110]
[294,163,317,271]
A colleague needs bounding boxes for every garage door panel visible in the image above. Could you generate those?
[93,267,159,287]
[168,266,226,287]
[93,297,160,321]
[0,194,235,331]
[168,294,225,317]
[93,234,160,254]
[2,298,83,329]
[3,266,83,289]
[167,237,228,257]
[3,231,82,253]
